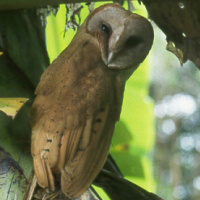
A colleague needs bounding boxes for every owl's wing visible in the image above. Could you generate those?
[31,40,117,198]
[31,101,115,198]
[57,105,115,199]
[31,103,67,191]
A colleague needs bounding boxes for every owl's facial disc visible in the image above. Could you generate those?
[106,15,154,70]
[86,4,154,71]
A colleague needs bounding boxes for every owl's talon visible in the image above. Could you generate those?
[42,190,61,200]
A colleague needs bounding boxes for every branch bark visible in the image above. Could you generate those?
[143,0,200,69]
[0,0,108,11]
[1,0,192,11]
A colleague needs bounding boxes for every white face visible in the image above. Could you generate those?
[86,4,154,70]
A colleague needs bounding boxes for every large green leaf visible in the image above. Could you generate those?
[0,148,28,200]
[0,8,49,200]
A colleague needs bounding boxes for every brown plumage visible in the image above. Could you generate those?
[30,3,154,199]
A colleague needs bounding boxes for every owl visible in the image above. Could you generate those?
[30,3,154,199]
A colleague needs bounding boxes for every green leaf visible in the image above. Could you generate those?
[0,10,49,87]
[0,148,27,200]
[0,98,28,119]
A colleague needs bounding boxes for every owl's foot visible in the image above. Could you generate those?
[42,190,61,200]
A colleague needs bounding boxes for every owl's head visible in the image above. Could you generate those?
[86,4,154,70]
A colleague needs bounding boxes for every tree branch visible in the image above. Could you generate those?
[0,0,107,11]
[0,0,191,11]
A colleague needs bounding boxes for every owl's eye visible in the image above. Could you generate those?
[101,23,111,35]
[126,36,143,48]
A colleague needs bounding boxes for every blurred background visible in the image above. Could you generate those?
[150,21,200,200]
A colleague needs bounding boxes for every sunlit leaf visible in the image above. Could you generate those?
[0,98,28,119]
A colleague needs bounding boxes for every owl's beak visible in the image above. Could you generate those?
[107,28,122,66]
[107,51,114,64]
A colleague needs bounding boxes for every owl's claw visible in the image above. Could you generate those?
[42,190,61,200]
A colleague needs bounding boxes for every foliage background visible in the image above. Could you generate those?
[150,22,200,200]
